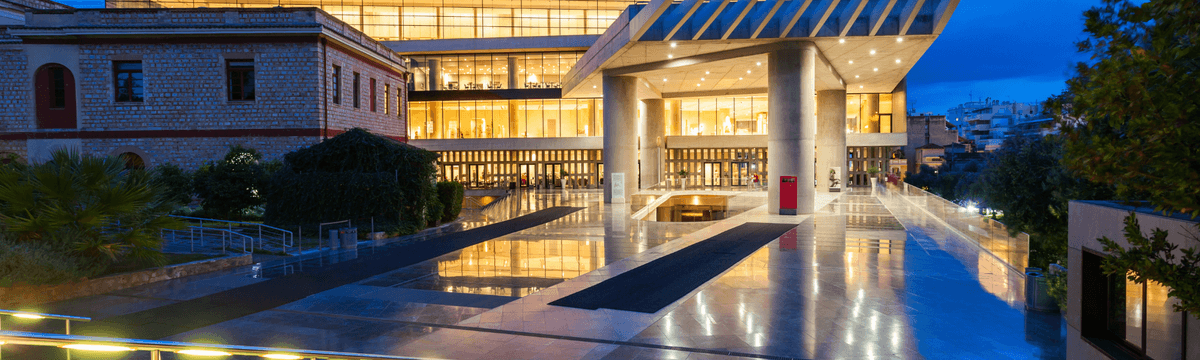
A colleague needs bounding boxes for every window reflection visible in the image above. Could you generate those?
[436,239,605,297]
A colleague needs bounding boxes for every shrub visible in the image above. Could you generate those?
[151,163,193,206]
[0,150,182,274]
[425,191,444,227]
[437,181,464,222]
[265,128,439,235]
[194,145,270,220]
[0,238,96,287]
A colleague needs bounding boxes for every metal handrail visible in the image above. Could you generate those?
[161,226,255,254]
[170,215,295,249]
[0,330,442,360]
[0,310,89,336]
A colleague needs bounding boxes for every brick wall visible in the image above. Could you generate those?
[322,42,406,139]
[0,48,30,134]
[81,136,320,169]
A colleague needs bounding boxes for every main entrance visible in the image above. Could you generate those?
[545,163,563,188]
[703,162,721,186]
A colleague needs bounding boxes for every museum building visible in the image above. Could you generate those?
[2,0,958,214]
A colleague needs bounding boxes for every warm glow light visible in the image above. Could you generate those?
[896,37,904,42]
[13,314,44,319]
[670,42,677,48]
[263,355,303,360]
[747,70,752,74]
[895,59,901,64]
[859,85,864,88]
[63,344,133,352]
[667,54,673,59]
[848,60,854,64]
[178,350,232,356]
[705,71,710,74]
[869,49,876,55]
[873,68,878,72]
[700,78,705,81]
[592,85,596,88]
[662,78,667,81]
[756,62,761,66]
[739,77,743,80]
[854,75,859,78]
[838,38,845,43]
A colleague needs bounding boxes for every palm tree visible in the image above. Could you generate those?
[0,150,182,270]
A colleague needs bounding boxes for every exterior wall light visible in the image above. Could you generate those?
[62,344,133,352]
[179,350,233,356]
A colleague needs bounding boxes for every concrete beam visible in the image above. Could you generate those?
[898,0,925,36]
[631,0,674,41]
[750,0,787,39]
[721,0,759,40]
[868,0,898,36]
[932,0,959,34]
[664,0,705,41]
[777,0,813,38]
[807,0,841,38]
[605,42,792,76]
[837,0,869,37]
[691,0,733,40]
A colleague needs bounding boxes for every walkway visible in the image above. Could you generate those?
[21,188,1064,359]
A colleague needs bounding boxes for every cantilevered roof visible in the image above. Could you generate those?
[562,0,958,98]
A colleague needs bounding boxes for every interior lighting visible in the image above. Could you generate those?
[13,313,44,319]
[896,37,904,42]
[62,344,133,352]
[671,42,677,48]
[263,355,303,360]
[592,85,597,88]
[696,83,701,86]
[870,50,877,56]
[663,78,668,81]
[178,350,232,356]
[701,78,705,81]
[0,341,6,345]
[747,70,752,74]
[739,77,743,80]
[838,38,845,44]
[895,59,901,64]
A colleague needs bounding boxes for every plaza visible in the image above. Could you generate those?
[10,187,1063,359]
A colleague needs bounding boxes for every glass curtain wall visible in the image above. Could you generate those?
[108,0,628,41]
[409,99,601,139]
[846,93,895,133]
[410,52,583,91]
[668,96,769,136]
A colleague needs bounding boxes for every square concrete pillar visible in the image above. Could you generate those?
[767,42,817,215]
[602,74,639,204]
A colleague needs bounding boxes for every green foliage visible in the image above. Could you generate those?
[903,164,980,204]
[0,238,98,287]
[264,128,439,235]
[974,135,1113,268]
[1048,0,1200,218]
[0,150,182,277]
[194,145,270,220]
[425,190,445,227]
[1099,214,1200,314]
[1045,271,1068,312]
[677,169,688,177]
[437,181,465,222]
[151,163,193,206]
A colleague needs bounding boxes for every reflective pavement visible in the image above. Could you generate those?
[40,187,1065,359]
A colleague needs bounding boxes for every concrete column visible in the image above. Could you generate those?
[669,99,682,136]
[430,101,442,138]
[428,59,440,91]
[892,77,910,171]
[817,90,847,191]
[603,74,639,204]
[767,42,817,215]
[639,98,665,188]
[507,57,518,89]
[507,100,519,137]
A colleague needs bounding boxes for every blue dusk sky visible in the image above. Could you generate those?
[56,0,1101,115]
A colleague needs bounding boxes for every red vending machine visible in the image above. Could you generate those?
[779,176,797,215]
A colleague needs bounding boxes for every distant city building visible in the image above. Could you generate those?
[905,113,957,172]
[947,99,1048,151]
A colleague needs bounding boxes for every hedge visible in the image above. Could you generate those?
[264,128,438,235]
[437,181,464,222]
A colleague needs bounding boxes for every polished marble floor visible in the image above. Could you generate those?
[39,187,1064,359]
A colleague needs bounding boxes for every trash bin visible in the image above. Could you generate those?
[1025,267,1057,312]
[329,229,341,250]
[341,227,358,250]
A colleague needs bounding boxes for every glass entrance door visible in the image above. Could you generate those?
[703,162,721,186]
[519,164,535,187]
[445,165,462,184]
[545,163,563,188]
[731,162,749,186]
[467,164,486,188]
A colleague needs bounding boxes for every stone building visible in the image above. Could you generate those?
[905,113,956,172]
[0,6,408,168]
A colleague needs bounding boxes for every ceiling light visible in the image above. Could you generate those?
[13,314,44,319]
[263,355,303,360]
[859,85,864,88]
[854,75,859,78]
[662,78,667,81]
[696,83,701,86]
[873,68,879,72]
[705,71,710,74]
[592,85,596,88]
[739,77,743,80]
[671,42,677,48]
[869,49,876,55]
[667,54,673,59]
[895,59,901,64]
[63,344,133,352]
[848,60,854,64]
[701,78,705,81]
[896,37,904,42]
[838,38,845,44]
[756,62,761,66]
[747,70,752,74]
[178,350,232,356]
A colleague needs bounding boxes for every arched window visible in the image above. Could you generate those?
[119,152,145,170]
[35,64,76,129]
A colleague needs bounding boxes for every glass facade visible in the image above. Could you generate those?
[409,99,601,139]
[665,148,767,187]
[847,146,897,187]
[435,149,603,189]
[667,97,770,136]
[410,52,583,91]
[109,0,628,41]
[847,93,901,133]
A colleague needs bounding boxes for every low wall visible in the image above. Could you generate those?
[0,254,252,308]
[883,182,1030,271]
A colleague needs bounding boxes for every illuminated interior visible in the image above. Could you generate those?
[436,239,604,297]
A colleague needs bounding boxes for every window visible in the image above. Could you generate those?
[113,61,143,102]
[34,63,76,129]
[370,78,377,112]
[332,65,341,104]
[353,72,361,108]
[50,67,66,108]
[384,84,390,115]
[226,60,255,101]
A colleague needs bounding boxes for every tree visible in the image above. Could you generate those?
[0,150,182,273]
[1048,0,1200,313]
[194,145,269,219]
[151,163,193,207]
